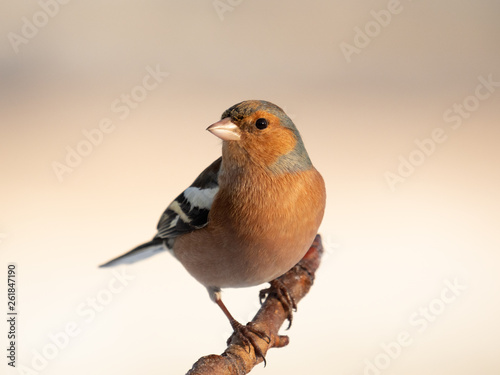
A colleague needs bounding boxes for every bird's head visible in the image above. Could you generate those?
[207,100,312,174]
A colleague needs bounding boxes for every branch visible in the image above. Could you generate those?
[186,234,324,375]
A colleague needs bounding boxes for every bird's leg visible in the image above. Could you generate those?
[259,278,297,329]
[214,295,270,365]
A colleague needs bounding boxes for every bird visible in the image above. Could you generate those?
[100,100,326,361]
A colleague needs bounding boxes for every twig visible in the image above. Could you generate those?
[186,234,324,375]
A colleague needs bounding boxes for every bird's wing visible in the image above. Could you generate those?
[155,157,222,240]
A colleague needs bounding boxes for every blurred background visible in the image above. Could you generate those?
[2,1,499,374]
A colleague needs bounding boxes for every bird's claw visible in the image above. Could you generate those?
[259,279,297,329]
[227,321,270,366]
[259,287,271,305]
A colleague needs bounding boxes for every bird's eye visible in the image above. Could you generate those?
[255,118,268,130]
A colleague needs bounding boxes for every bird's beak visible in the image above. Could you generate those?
[207,117,241,141]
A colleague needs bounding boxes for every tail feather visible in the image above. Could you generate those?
[99,238,166,268]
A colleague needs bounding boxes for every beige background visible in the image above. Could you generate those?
[2,1,500,374]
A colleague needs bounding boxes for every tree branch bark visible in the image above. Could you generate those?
[186,234,324,375]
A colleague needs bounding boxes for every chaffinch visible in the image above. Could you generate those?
[100,100,326,360]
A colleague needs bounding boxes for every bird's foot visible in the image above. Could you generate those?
[259,278,297,329]
[227,320,270,365]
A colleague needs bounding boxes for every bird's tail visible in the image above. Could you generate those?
[99,238,166,268]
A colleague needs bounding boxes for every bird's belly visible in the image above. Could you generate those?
[172,221,318,289]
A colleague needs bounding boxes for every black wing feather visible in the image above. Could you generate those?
[155,157,222,241]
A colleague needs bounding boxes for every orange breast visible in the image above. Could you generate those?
[173,167,326,289]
